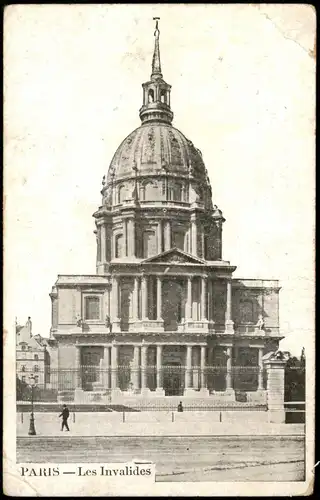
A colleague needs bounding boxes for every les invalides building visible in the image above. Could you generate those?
[49,21,283,405]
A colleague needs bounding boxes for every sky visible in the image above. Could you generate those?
[4,4,315,356]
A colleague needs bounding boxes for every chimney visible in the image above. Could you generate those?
[26,316,32,337]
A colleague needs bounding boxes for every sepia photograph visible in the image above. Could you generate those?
[4,4,315,496]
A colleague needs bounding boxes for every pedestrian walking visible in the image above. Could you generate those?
[59,404,70,431]
[177,401,183,412]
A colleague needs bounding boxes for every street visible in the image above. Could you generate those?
[17,435,305,482]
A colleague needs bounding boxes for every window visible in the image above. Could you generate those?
[85,296,100,320]
[34,354,39,361]
[148,89,154,103]
[21,365,26,372]
[21,376,26,383]
[115,234,123,258]
[118,185,125,204]
[168,182,182,202]
[240,300,254,323]
[34,365,39,372]
[160,89,166,104]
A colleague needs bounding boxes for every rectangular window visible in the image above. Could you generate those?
[85,296,100,320]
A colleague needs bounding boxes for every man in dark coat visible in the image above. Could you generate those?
[177,401,183,412]
[59,404,70,431]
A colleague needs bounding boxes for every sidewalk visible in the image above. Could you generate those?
[17,412,305,437]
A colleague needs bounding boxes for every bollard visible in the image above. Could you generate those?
[172,412,174,422]
[122,411,125,423]
[21,412,23,424]
[73,412,75,423]
[219,411,222,422]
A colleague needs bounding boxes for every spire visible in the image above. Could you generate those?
[151,17,162,80]
[139,19,173,125]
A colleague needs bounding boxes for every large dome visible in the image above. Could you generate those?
[107,123,209,185]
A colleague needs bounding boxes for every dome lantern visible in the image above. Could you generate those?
[139,18,174,125]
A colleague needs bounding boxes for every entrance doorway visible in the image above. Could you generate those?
[81,347,103,391]
[163,362,184,396]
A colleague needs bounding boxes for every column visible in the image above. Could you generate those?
[201,277,207,320]
[132,276,139,321]
[75,346,81,389]
[258,347,264,390]
[157,220,163,254]
[132,345,140,391]
[127,218,136,257]
[226,346,233,391]
[164,220,171,251]
[185,277,192,321]
[111,276,119,321]
[100,223,106,263]
[184,345,193,390]
[141,276,148,321]
[156,345,163,392]
[208,346,214,391]
[200,346,206,390]
[208,279,213,321]
[141,345,148,391]
[157,277,162,321]
[123,219,128,257]
[191,216,197,256]
[225,280,234,332]
[103,346,110,389]
[111,343,118,390]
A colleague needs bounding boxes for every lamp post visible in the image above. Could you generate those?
[28,376,36,436]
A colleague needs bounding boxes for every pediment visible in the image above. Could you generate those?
[142,248,206,265]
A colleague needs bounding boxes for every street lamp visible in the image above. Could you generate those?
[28,376,36,436]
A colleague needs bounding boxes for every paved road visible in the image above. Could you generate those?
[17,435,305,482]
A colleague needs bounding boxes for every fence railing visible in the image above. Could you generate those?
[16,365,267,401]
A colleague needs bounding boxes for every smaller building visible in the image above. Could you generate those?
[16,317,51,387]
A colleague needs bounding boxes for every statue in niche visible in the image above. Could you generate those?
[256,314,265,330]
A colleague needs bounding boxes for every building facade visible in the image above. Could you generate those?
[49,22,283,404]
[16,317,51,386]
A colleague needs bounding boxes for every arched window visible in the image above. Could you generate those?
[240,300,254,323]
[160,89,166,104]
[34,365,39,372]
[169,182,182,202]
[34,354,39,361]
[115,234,123,258]
[118,185,125,204]
[148,89,154,103]
[85,296,100,320]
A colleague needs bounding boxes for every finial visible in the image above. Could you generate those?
[151,17,162,79]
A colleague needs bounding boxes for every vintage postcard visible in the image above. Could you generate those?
[3,4,316,496]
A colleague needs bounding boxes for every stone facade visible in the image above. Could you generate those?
[16,317,51,386]
[49,22,283,404]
